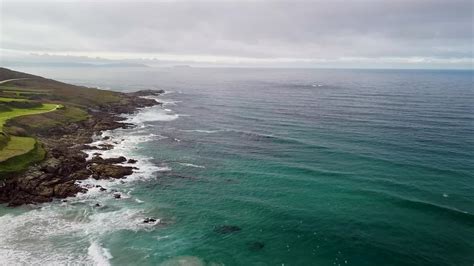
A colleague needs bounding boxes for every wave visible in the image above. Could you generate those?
[0,98,182,263]
[123,105,180,124]
[88,241,113,266]
[179,163,206,168]
[160,256,206,266]
[0,205,148,264]
[180,129,223,134]
[359,189,474,225]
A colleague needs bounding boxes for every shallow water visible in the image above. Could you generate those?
[1,68,473,265]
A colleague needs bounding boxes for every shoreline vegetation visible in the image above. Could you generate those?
[0,67,162,206]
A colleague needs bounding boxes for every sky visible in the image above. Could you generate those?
[1,0,473,69]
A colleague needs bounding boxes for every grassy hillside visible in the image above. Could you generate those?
[0,103,60,130]
[0,141,45,176]
[0,136,36,162]
[0,67,131,175]
[0,68,39,81]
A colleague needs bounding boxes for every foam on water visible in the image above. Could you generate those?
[0,93,181,264]
[179,163,206,168]
[88,241,113,266]
[124,105,180,124]
[180,129,222,134]
[0,204,147,265]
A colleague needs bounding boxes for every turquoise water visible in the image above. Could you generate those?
[0,68,473,265]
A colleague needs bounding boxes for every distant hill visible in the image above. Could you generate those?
[0,67,42,80]
[1,62,150,68]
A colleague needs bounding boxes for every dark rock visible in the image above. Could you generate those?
[127,159,137,164]
[143,217,157,223]
[95,203,101,207]
[89,156,127,164]
[40,158,61,173]
[98,144,114,150]
[82,144,100,150]
[131,89,165,96]
[99,187,107,192]
[102,136,110,140]
[0,85,161,207]
[90,164,133,179]
[213,225,242,234]
[53,181,86,198]
[114,193,121,199]
[247,241,265,251]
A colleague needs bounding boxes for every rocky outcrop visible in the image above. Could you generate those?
[0,90,161,206]
[90,163,133,179]
[130,89,165,97]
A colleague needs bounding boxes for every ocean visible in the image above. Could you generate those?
[0,67,472,265]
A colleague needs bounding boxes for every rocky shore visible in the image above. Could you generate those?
[0,92,160,206]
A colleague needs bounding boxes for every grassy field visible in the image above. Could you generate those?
[0,103,61,130]
[0,141,45,176]
[0,95,61,173]
[0,136,36,162]
[0,97,28,102]
[0,67,132,175]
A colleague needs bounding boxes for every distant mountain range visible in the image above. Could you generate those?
[1,61,150,68]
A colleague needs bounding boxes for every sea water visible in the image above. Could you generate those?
[0,67,472,265]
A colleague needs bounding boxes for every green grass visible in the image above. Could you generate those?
[0,136,36,162]
[0,87,50,93]
[0,141,45,177]
[6,105,89,132]
[0,97,28,102]
[0,67,133,175]
[0,103,61,130]
[0,132,9,150]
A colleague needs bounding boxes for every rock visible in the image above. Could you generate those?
[37,186,54,197]
[41,158,61,173]
[0,87,162,207]
[213,225,242,234]
[95,203,101,207]
[89,156,126,164]
[53,181,86,198]
[247,241,265,251]
[127,159,137,164]
[114,193,121,199]
[143,217,157,223]
[98,143,114,150]
[68,169,92,180]
[81,144,100,150]
[131,89,165,96]
[90,164,133,179]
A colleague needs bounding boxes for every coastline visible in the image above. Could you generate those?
[0,89,163,206]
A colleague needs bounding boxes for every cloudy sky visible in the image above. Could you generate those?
[1,0,473,68]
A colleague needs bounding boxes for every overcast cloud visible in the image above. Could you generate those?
[1,0,473,68]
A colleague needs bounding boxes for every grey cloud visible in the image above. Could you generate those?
[1,0,472,67]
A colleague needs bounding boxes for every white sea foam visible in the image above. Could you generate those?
[160,256,206,266]
[124,105,180,124]
[179,163,205,169]
[0,93,181,264]
[0,204,147,265]
[88,241,113,266]
[181,129,222,134]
